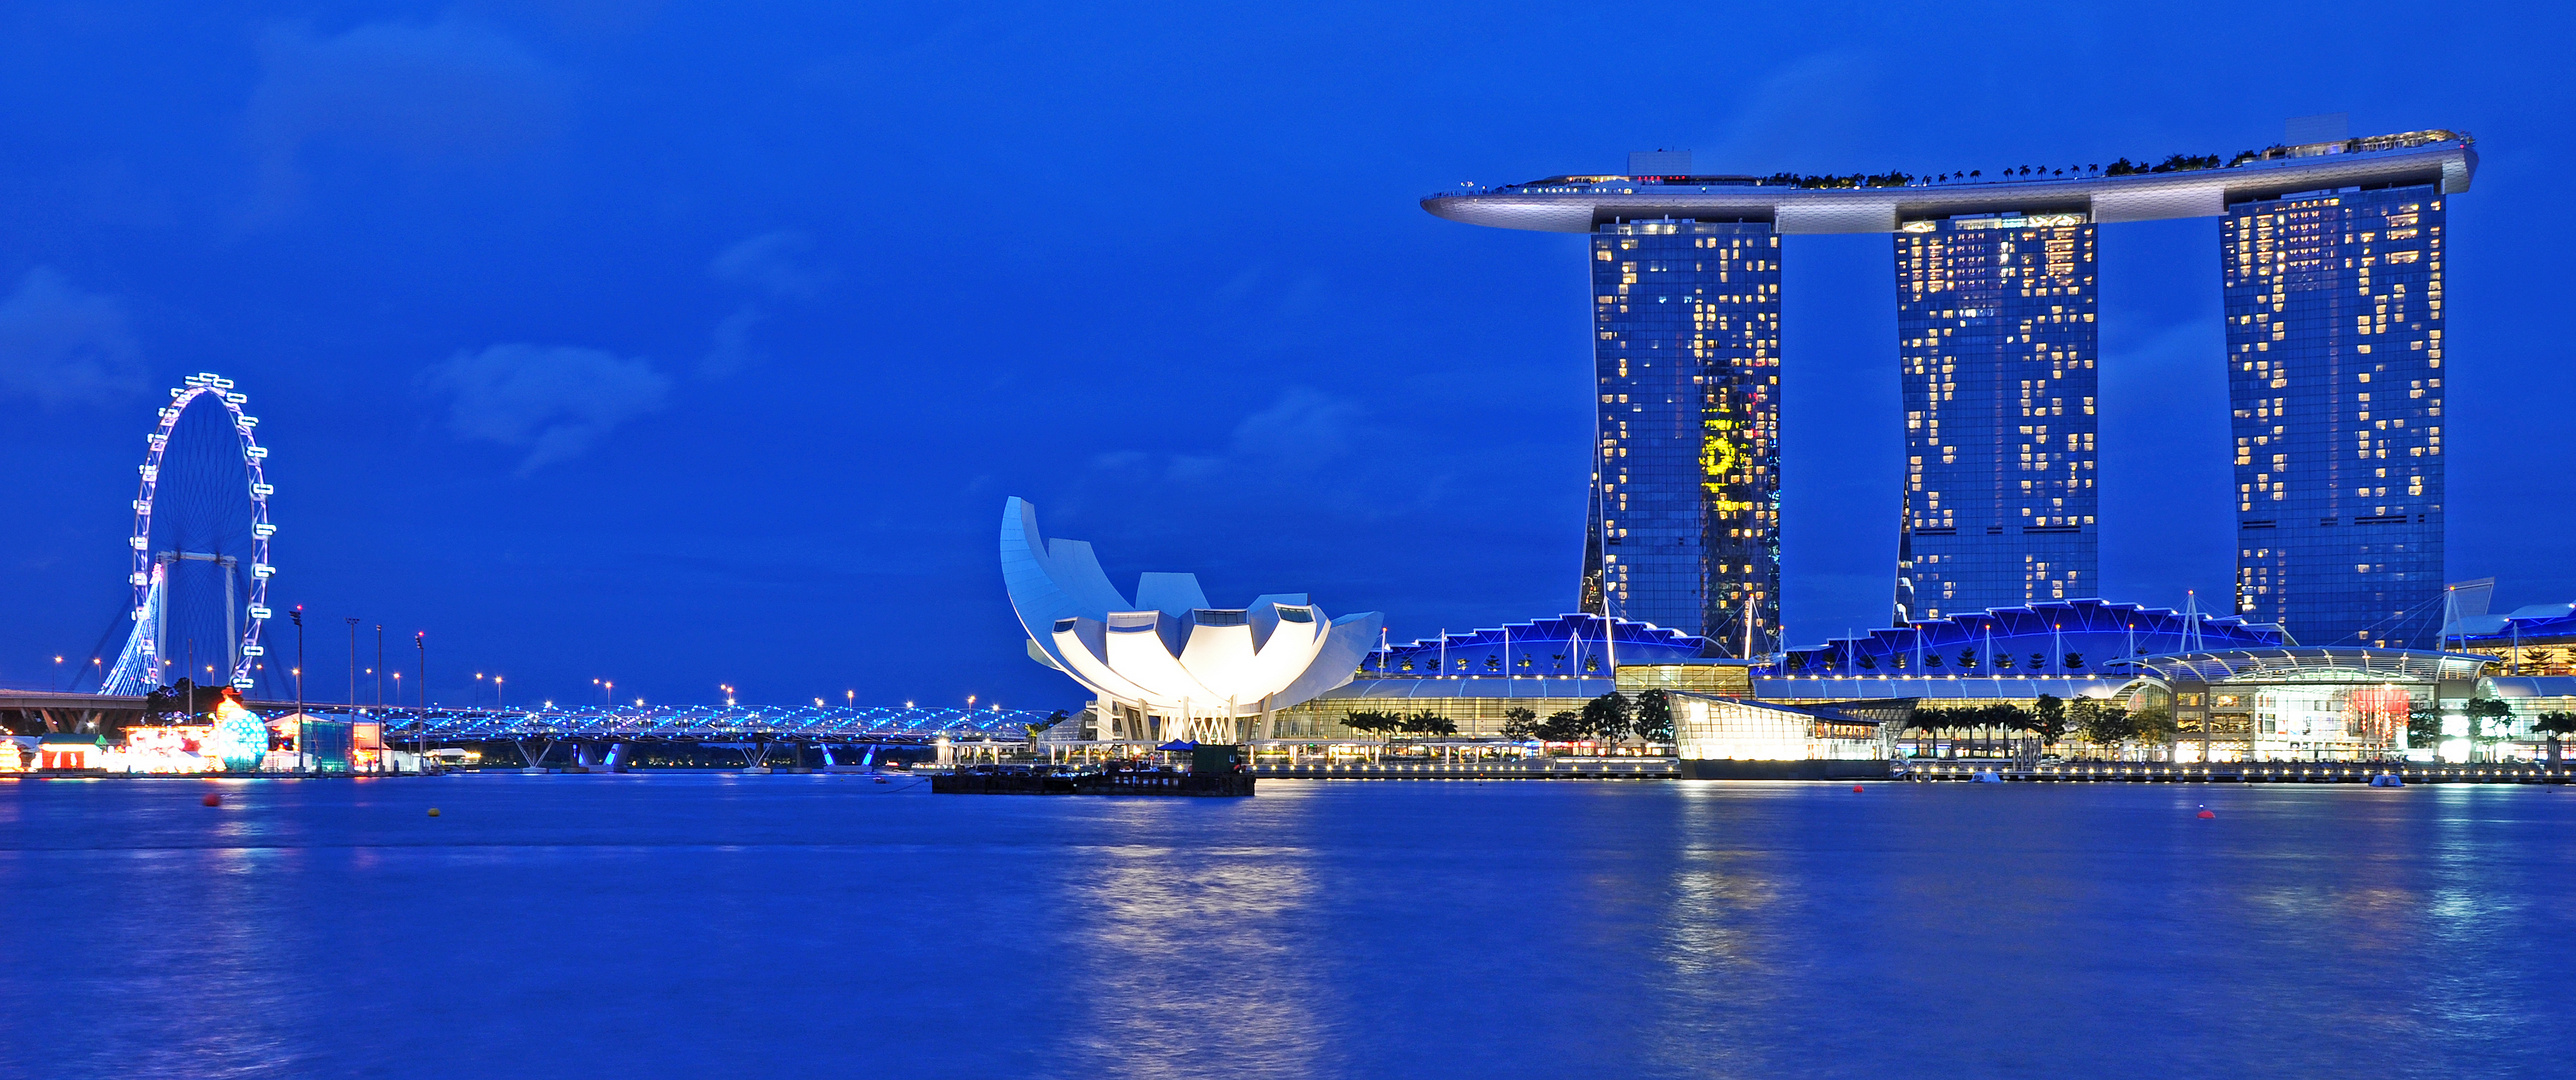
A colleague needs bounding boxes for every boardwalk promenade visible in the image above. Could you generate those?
[1903,760,2572,784]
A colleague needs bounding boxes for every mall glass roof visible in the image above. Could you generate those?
[2126,648,2490,685]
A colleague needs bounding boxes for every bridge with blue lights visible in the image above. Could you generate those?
[0,690,1051,745]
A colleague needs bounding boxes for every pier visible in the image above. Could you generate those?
[1901,761,2573,784]
[1253,758,1678,780]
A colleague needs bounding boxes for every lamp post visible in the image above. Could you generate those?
[346,617,359,710]
[291,606,305,717]
[414,631,426,768]
[375,625,385,706]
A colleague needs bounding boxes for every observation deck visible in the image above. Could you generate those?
[1422,131,2475,234]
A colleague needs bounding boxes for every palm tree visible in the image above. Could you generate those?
[2535,711,2576,770]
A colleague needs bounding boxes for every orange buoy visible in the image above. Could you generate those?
[2196,806,2215,819]
[201,793,221,807]
[427,808,441,817]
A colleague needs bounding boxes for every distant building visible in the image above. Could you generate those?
[1895,213,2099,619]
[2225,186,2448,647]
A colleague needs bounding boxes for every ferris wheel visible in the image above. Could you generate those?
[100,373,276,695]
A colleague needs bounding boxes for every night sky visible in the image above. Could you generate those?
[1,1,2566,712]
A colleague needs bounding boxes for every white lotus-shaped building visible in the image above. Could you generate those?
[1003,497,1383,743]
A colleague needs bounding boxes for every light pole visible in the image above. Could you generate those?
[494,675,503,712]
[375,625,385,706]
[414,631,426,767]
[346,617,359,710]
[291,606,305,717]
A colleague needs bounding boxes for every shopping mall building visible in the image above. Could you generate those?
[1277,599,2575,763]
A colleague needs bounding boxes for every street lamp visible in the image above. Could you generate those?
[290,606,306,714]
[346,617,360,711]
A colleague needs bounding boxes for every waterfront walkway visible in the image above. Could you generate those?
[1255,759,1677,780]
[1903,761,2572,784]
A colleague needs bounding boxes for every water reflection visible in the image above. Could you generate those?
[3,778,2573,1079]
[1052,800,1338,1079]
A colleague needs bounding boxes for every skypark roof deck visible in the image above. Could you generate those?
[1423,130,2474,233]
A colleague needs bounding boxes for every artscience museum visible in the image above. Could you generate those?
[1001,497,1383,744]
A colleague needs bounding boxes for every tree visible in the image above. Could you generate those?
[1023,709,1071,741]
[1401,711,1457,737]
[2534,711,2576,768]
[1344,710,1401,740]
[2405,699,2444,752]
[1581,691,1634,746]
[2464,698,2516,761]
[2030,695,2069,745]
[1956,648,1978,670]
[2131,706,2177,749]
[1634,689,1675,744]
[2075,699,2132,750]
[1904,710,1946,757]
[1500,707,1540,741]
[1537,710,1588,743]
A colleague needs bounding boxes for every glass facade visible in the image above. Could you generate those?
[2224,186,2445,648]
[1581,220,1780,655]
[1893,214,2098,620]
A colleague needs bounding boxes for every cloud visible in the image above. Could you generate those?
[709,231,830,299]
[702,305,768,378]
[0,268,145,406]
[702,231,832,376]
[1698,52,1885,171]
[246,18,570,205]
[422,343,670,472]
[1165,387,1362,482]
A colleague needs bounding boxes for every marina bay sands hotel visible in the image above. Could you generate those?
[1423,126,2473,656]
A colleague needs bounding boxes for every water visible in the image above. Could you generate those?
[2,776,2570,1079]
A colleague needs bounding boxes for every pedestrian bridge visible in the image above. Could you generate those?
[0,691,1049,744]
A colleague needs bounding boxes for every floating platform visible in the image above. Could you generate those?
[931,765,1253,797]
[1679,759,1888,781]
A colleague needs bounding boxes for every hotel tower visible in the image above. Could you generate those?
[1425,129,2473,649]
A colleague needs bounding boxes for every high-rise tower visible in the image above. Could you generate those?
[1583,219,1780,652]
[2224,186,2445,647]
[1423,130,2472,653]
[1894,213,2099,620]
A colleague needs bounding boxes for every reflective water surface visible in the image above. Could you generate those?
[3,776,2569,1078]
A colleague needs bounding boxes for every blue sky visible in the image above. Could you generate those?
[0,1,2567,711]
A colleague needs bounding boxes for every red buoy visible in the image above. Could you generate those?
[201,793,221,807]
[1851,784,1865,793]
[2197,807,2215,819]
